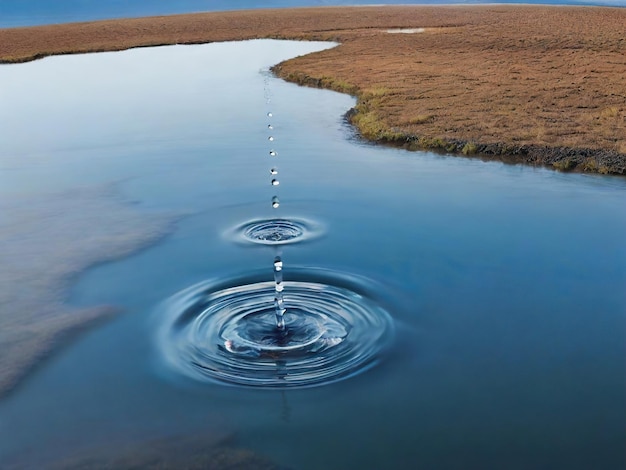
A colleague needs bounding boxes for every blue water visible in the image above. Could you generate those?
[1,0,624,28]
[0,40,625,469]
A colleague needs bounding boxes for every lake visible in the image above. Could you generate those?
[0,40,624,469]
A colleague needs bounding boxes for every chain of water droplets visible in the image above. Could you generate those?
[155,73,395,389]
[265,73,286,330]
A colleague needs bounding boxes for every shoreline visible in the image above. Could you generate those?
[0,187,176,399]
[276,69,625,174]
[0,5,625,174]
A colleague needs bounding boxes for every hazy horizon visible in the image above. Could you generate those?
[1,0,624,28]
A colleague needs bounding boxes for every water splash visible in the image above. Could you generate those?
[228,218,323,246]
[156,271,394,388]
[167,70,394,389]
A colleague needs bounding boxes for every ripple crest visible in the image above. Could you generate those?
[228,218,322,245]
[157,271,394,389]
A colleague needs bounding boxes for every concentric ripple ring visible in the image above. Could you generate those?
[156,270,394,389]
[227,217,323,245]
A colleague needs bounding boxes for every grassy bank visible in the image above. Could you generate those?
[1,5,625,174]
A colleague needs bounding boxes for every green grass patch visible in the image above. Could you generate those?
[581,157,598,172]
[462,142,478,155]
[552,158,575,171]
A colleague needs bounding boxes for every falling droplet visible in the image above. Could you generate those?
[273,256,285,329]
[268,124,273,130]
[269,150,277,156]
[271,179,280,186]
[275,309,286,330]
[270,168,278,175]
[272,196,280,209]
[268,136,274,142]
[267,112,273,118]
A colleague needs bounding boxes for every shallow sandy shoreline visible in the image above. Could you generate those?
[0,187,175,399]
[1,5,625,174]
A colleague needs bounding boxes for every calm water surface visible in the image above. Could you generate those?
[0,40,624,469]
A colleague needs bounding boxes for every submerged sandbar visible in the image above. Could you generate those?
[0,5,625,174]
[0,187,174,398]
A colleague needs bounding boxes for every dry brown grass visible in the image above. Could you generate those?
[1,5,625,173]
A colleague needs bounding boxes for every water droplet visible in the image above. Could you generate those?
[268,136,274,142]
[275,312,286,330]
[271,179,280,186]
[270,168,278,175]
[272,196,280,209]
[269,150,277,157]
[274,257,286,329]
[268,124,273,130]
[267,112,273,118]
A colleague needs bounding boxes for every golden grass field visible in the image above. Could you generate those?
[1,5,625,173]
